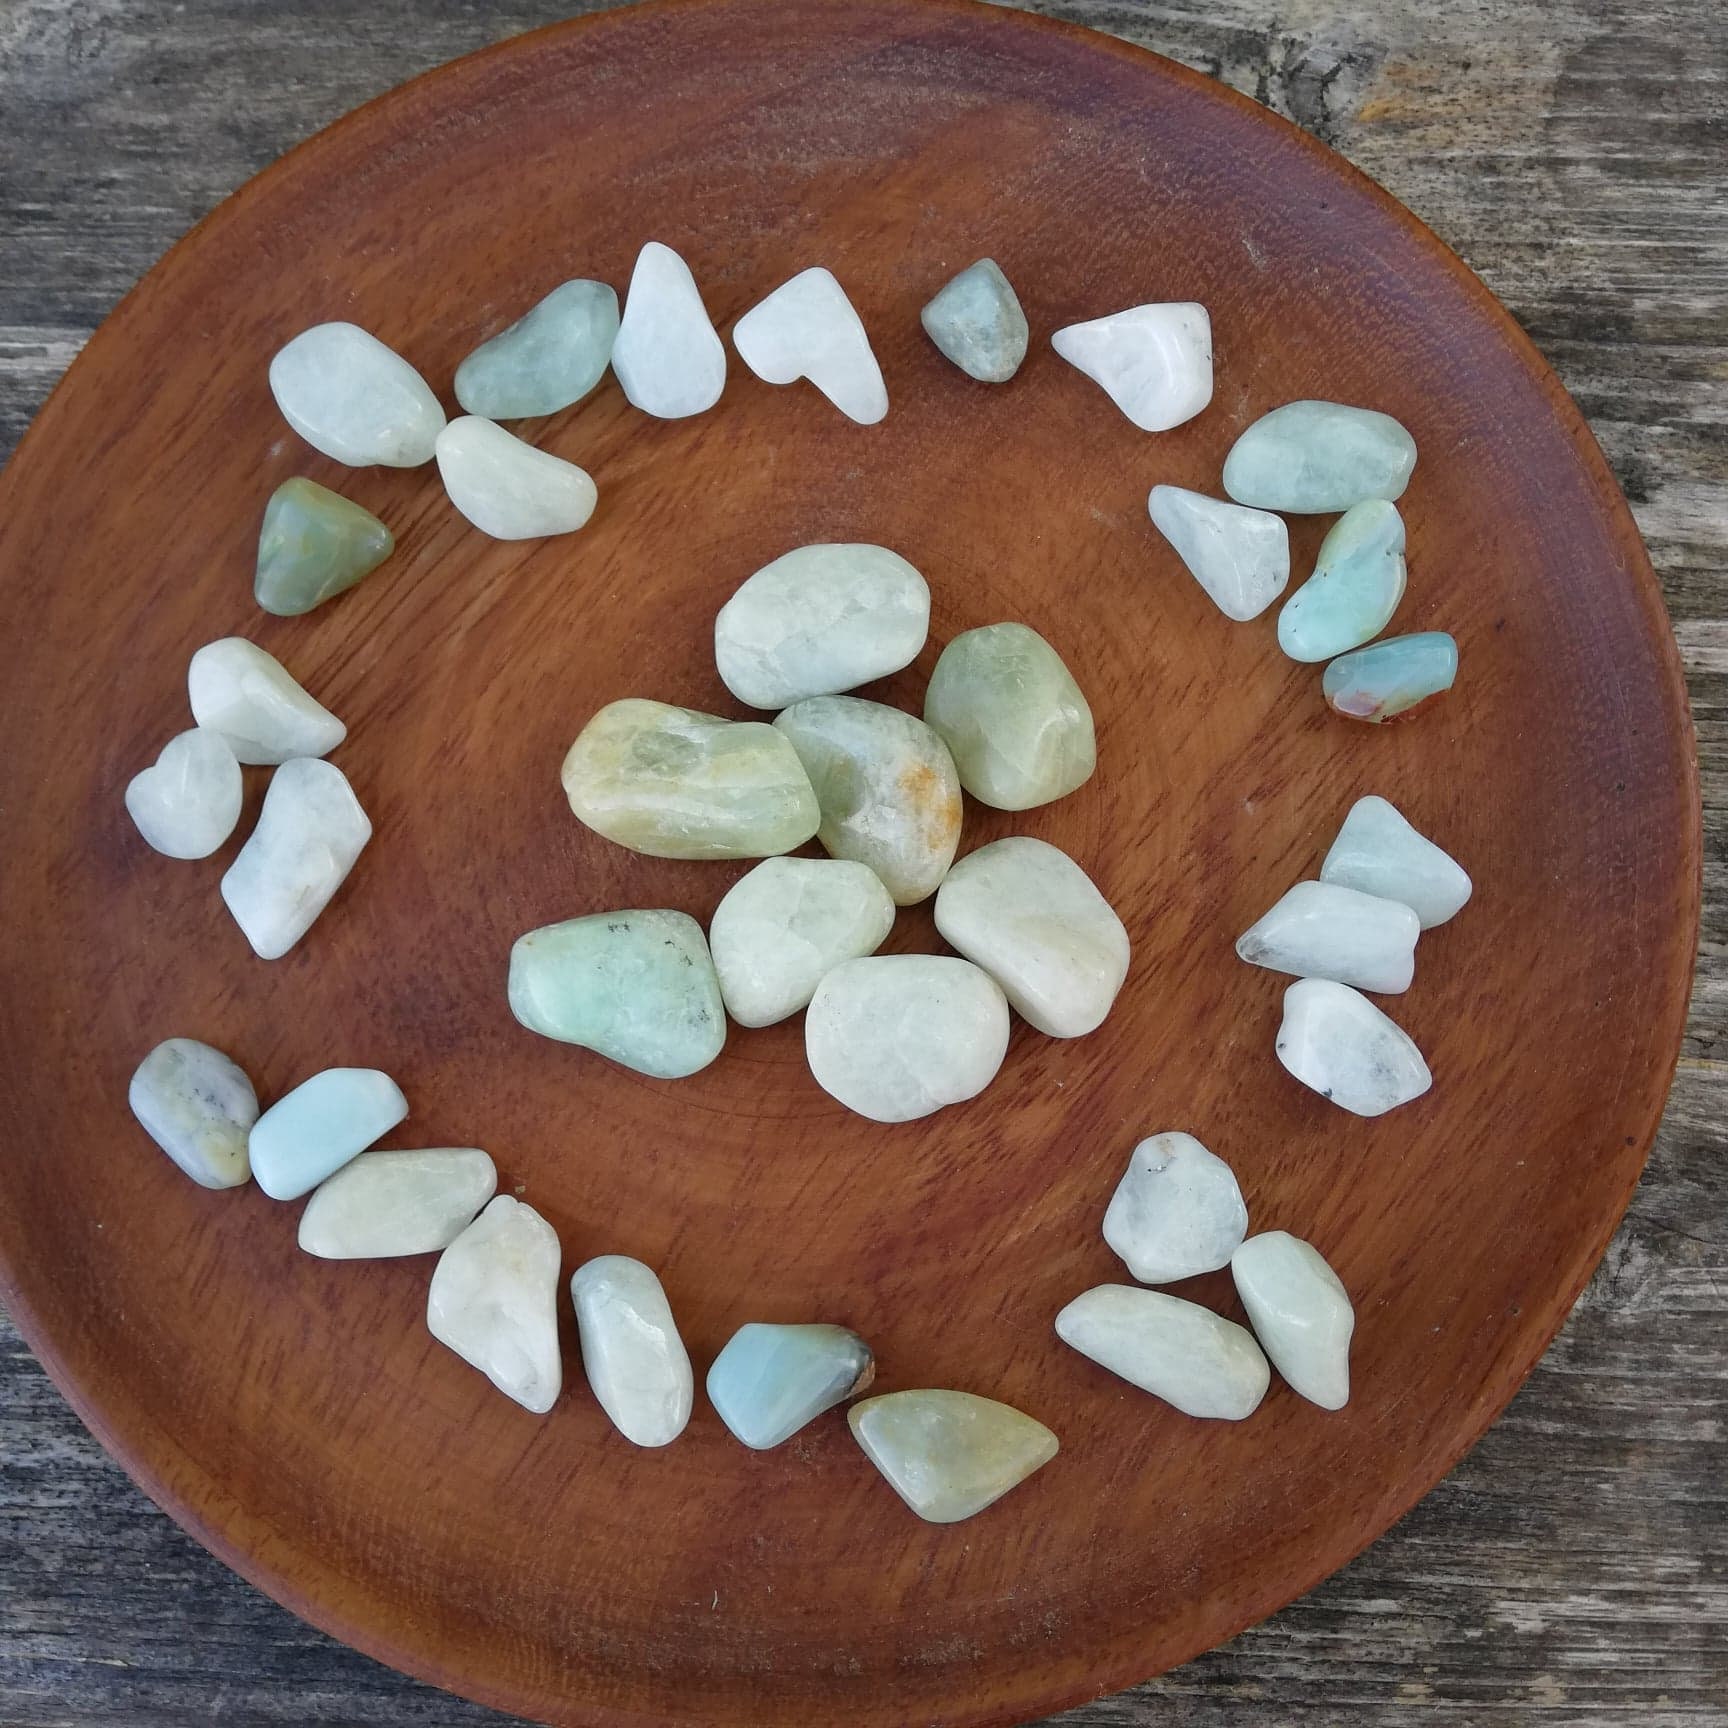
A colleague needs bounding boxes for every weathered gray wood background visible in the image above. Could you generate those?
[1,0,1723,1723]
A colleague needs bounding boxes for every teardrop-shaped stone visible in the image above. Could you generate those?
[773,696,962,905]
[1051,301,1213,431]
[1101,1132,1247,1284]
[707,1322,875,1449]
[1223,399,1417,513]
[427,1195,563,1414]
[298,1148,497,1259]
[124,727,243,859]
[1232,1231,1355,1410]
[1276,978,1431,1117]
[248,1067,407,1201]
[1148,484,1290,621]
[128,1037,258,1190]
[923,622,1095,811]
[1319,795,1473,929]
[571,1255,693,1447]
[454,278,619,419]
[1277,500,1407,663]
[254,478,393,617]
[435,416,597,539]
[733,267,887,424]
[188,637,345,765]
[1323,631,1458,722]
[848,1389,1058,1523]
[610,241,726,419]
[268,321,445,467]
[508,909,725,1079]
[1236,879,1419,994]
[920,258,1028,384]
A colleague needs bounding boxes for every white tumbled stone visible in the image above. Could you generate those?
[571,1255,693,1447]
[1101,1132,1248,1284]
[128,1037,257,1190]
[298,1148,497,1259]
[187,638,345,766]
[1148,484,1290,621]
[268,321,445,467]
[1276,978,1431,1117]
[1237,879,1419,994]
[733,267,887,424]
[1051,301,1213,431]
[1232,1231,1355,1410]
[1320,794,1473,929]
[610,241,726,418]
[434,416,596,539]
[124,728,242,859]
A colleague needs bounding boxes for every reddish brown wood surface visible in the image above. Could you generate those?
[0,2,1700,1724]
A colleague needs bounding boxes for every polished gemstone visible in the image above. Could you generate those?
[706,1322,875,1449]
[298,1148,497,1259]
[248,1066,406,1201]
[610,241,726,418]
[254,478,393,616]
[1101,1132,1248,1284]
[128,1037,257,1190]
[1232,1231,1355,1410]
[733,267,887,424]
[124,727,242,859]
[1148,484,1290,622]
[1320,795,1473,929]
[1051,301,1212,431]
[1236,879,1420,994]
[454,278,619,419]
[188,637,345,765]
[571,1255,693,1447]
[435,416,597,539]
[1276,978,1431,1117]
[1277,500,1407,663]
[1222,399,1417,512]
[268,321,444,467]
[1323,631,1458,722]
[920,258,1028,384]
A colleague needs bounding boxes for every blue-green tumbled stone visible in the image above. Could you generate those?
[1277,500,1407,663]
[920,258,1029,384]
[455,279,620,419]
[1222,400,1416,513]
[706,1322,875,1449]
[1323,631,1458,721]
[254,478,393,616]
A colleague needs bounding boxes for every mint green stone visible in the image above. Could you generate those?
[1222,400,1417,513]
[455,279,619,419]
[507,909,724,1078]
[254,478,393,616]
[1277,500,1407,663]
[1323,631,1458,721]
[706,1322,875,1449]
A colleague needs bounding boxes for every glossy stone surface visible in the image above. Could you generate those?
[1056,1285,1270,1420]
[1101,1132,1248,1284]
[1147,484,1290,622]
[124,727,242,859]
[1236,879,1420,994]
[848,1389,1058,1524]
[1232,1231,1355,1410]
[1222,399,1418,512]
[610,241,726,418]
[773,696,962,905]
[220,757,371,960]
[254,478,393,616]
[708,856,895,1028]
[933,836,1129,1036]
[1278,500,1408,662]
[507,909,725,1079]
[1051,301,1212,431]
[247,1067,406,1202]
[427,1195,562,1415]
[454,278,619,419]
[561,699,819,861]
[187,637,345,765]
[706,1322,875,1450]
[805,955,1010,1122]
[1324,631,1459,722]
[923,622,1095,811]
[298,1148,497,1260]
[713,543,929,709]
[732,266,886,424]
[571,1255,693,1447]
[267,321,445,467]
[435,415,597,539]
[1320,794,1474,929]
[920,258,1028,384]
[1276,978,1432,1117]
[127,1037,257,1190]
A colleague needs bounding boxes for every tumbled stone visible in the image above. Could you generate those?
[1276,978,1431,1117]
[220,758,371,959]
[1320,794,1473,929]
[454,278,619,419]
[248,1066,406,1201]
[1278,500,1407,663]
[934,837,1128,1036]
[1147,484,1290,622]
[508,909,725,1078]
[435,416,597,540]
[920,258,1028,384]
[1101,1132,1247,1284]
[571,1255,693,1447]
[924,623,1095,811]
[806,955,1009,1122]
[1236,879,1419,994]
[610,241,726,419]
[298,1148,497,1259]
[1232,1231,1355,1410]
[1051,301,1212,431]
[124,728,242,859]
[707,1322,875,1449]
[188,637,345,765]
[1222,399,1417,513]
[128,1037,257,1190]
[254,478,393,617]
[268,321,445,467]
[709,856,895,1028]
[713,543,929,709]
[848,1389,1057,1523]
[773,696,962,904]
[1323,631,1458,722]
[1056,1285,1269,1419]
[561,699,819,860]
[733,267,887,424]
[427,1195,562,1414]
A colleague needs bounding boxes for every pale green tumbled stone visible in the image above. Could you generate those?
[507,909,725,1078]
[920,258,1029,384]
[1323,631,1458,721]
[1222,399,1417,513]
[560,699,819,860]
[923,622,1095,811]
[254,477,393,616]
[1277,500,1407,663]
[455,279,620,420]
[706,1322,875,1450]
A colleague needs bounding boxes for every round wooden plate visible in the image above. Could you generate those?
[0,1,1700,1723]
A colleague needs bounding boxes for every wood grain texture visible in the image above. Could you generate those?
[0,2,1722,1726]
